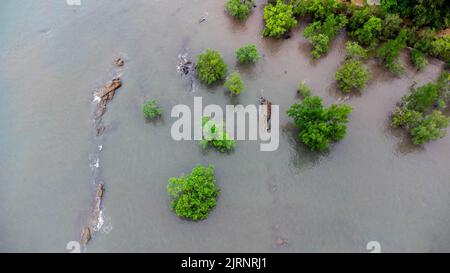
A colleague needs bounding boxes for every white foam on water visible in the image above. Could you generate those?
[92,94,101,104]
[90,157,99,169]
[94,210,104,231]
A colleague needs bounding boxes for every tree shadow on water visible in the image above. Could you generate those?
[282,122,325,173]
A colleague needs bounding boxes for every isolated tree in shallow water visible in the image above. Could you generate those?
[196,49,228,85]
[142,99,162,120]
[200,117,236,153]
[167,165,220,221]
[287,96,352,151]
[225,0,256,21]
[335,42,369,93]
[236,44,260,64]
[224,72,245,95]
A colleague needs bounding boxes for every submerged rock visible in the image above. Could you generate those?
[115,57,125,67]
[80,227,92,245]
[276,238,288,246]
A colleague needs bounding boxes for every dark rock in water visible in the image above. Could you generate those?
[80,227,92,245]
[115,58,125,67]
[96,181,105,199]
[96,125,105,136]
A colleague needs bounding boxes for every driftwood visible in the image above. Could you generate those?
[259,96,272,131]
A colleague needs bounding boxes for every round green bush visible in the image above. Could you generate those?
[236,44,260,64]
[224,72,244,95]
[196,49,228,85]
[142,99,162,120]
[335,60,369,93]
[225,0,255,21]
[262,0,297,38]
[167,165,220,221]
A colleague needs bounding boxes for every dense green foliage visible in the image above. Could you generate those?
[297,81,312,98]
[263,0,297,38]
[290,0,344,20]
[287,95,352,151]
[411,49,428,70]
[345,41,367,60]
[410,111,449,144]
[167,165,220,221]
[335,41,369,93]
[304,14,347,58]
[430,36,450,63]
[201,117,236,153]
[335,60,369,93]
[225,0,255,21]
[196,49,228,85]
[381,13,403,40]
[380,0,450,30]
[142,99,162,120]
[392,72,450,145]
[352,16,383,47]
[224,72,245,95]
[376,29,408,75]
[236,44,260,64]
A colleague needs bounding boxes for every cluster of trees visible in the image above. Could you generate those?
[380,0,450,31]
[167,165,220,221]
[392,72,450,145]
[195,46,261,96]
[303,13,348,58]
[287,86,353,151]
[262,0,449,71]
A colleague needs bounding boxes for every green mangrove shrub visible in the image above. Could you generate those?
[196,49,228,85]
[297,81,312,98]
[142,99,162,120]
[352,16,382,47]
[236,44,260,64]
[411,49,428,70]
[263,0,297,38]
[345,41,367,60]
[335,60,369,93]
[287,95,352,151]
[200,117,236,153]
[224,72,245,95]
[167,165,220,221]
[303,14,347,58]
[392,72,450,145]
[225,0,256,21]
[377,29,408,75]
